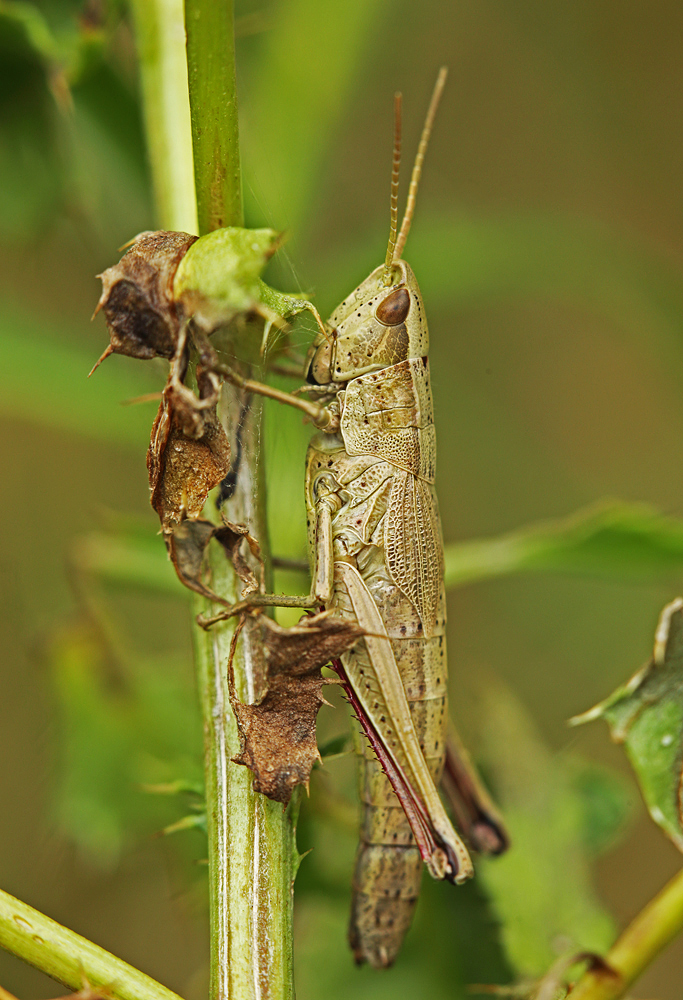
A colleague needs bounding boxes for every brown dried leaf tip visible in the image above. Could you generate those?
[92,230,197,370]
[232,613,364,803]
[144,333,238,598]
[167,518,262,605]
[147,366,229,533]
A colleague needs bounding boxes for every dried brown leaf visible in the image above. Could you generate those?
[213,520,262,594]
[94,231,197,365]
[232,613,364,803]
[167,518,263,604]
[167,519,222,601]
[147,374,230,532]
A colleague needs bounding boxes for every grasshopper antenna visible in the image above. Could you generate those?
[393,66,448,262]
[382,92,402,285]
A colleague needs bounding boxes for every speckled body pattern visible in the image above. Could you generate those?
[303,261,472,967]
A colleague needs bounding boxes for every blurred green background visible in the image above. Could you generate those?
[3,0,683,997]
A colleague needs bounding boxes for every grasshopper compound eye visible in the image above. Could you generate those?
[375,286,410,326]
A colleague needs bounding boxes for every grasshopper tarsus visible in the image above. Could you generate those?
[218,364,337,430]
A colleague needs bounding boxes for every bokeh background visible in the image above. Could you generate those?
[3,0,683,997]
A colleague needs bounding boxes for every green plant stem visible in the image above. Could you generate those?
[193,390,295,1000]
[129,0,295,989]
[128,0,197,233]
[0,889,182,1000]
[181,4,294,999]
[569,866,683,999]
[184,0,242,234]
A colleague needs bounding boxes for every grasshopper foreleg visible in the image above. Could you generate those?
[218,362,339,432]
[198,475,341,629]
[188,325,339,430]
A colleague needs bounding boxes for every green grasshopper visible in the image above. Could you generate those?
[216,69,507,967]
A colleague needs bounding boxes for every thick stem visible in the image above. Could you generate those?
[181,5,294,998]
[184,0,243,233]
[128,0,197,233]
[193,387,294,1000]
[0,890,182,1000]
[569,866,683,1000]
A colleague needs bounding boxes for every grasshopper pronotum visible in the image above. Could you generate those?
[217,68,507,967]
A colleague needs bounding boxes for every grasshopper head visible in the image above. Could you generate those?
[305,260,428,385]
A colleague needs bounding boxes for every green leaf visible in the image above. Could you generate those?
[0,5,62,237]
[473,674,614,977]
[317,734,351,760]
[0,2,59,63]
[569,760,634,857]
[257,278,324,328]
[0,304,160,447]
[445,500,683,588]
[174,226,278,312]
[572,598,683,852]
[142,779,204,797]
[72,530,186,597]
[173,225,322,330]
[242,0,387,235]
[160,812,207,838]
[0,2,113,238]
[51,623,203,865]
[0,0,106,82]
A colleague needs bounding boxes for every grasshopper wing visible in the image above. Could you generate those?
[336,562,473,884]
[385,469,442,639]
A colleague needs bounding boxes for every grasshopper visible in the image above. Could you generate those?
[214,69,507,967]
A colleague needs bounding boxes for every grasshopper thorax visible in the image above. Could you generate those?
[306,259,428,385]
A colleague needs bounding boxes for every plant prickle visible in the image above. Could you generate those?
[215,67,508,968]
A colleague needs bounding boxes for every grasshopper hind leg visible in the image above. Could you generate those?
[344,640,432,968]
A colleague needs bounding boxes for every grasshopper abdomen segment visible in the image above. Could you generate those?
[349,842,423,968]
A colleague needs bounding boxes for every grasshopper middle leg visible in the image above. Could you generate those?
[199,475,341,628]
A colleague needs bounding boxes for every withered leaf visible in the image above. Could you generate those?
[94,230,197,365]
[167,519,221,602]
[167,518,262,604]
[147,375,230,532]
[213,520,262,594]
[232,613,364,803]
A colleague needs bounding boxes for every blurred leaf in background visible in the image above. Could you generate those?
[50,620,203,867]
[445,500,683,588]
[5,1,683,999]
[0,0,69,240]
[457,673,620,979]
